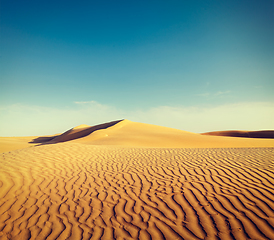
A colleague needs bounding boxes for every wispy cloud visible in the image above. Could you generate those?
[74,101,101,105]
[0,101,273,136]
[215,90,230,96]
[74,101,97,104]
[73,100,111,110]
[196,92,210,97]
[197,90,231,98]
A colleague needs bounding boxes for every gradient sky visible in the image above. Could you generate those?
[1,0,273,136]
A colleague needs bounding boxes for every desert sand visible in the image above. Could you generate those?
[0,120,274,239]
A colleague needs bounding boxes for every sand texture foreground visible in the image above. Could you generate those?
[1,143,274,240]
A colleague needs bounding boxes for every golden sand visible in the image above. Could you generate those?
[0,120,274,239]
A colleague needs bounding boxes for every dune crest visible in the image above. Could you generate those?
[72,124,91,130]
[31,120,123,144]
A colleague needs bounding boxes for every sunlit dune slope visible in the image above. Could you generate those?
[71,120,274,148]
[72,119,198,147]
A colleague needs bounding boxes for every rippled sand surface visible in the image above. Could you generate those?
[1,143,274,240]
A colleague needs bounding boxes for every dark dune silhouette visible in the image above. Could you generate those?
[201,130,274,139]
[29,120,123,144]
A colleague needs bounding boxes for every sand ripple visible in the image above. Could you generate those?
[0,144,274,239]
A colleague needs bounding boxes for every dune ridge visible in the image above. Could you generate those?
[30,120,123,144]
[0,144,274,239]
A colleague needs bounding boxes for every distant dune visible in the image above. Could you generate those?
[1,119,273,153]
[202,130,274,139]
[0,120,274,239]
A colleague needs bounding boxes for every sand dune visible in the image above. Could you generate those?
[30,120,123,144]
[0,120,123,153]
[1,120,273,153]
[1,120,274,239]
[71,120,274,148]
[202,130,274,139]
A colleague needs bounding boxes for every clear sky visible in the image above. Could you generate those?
[1,0,273,136]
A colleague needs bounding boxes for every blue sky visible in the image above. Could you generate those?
[1,0,273,136]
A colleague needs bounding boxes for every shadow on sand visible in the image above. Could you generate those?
[29,120,124,145]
